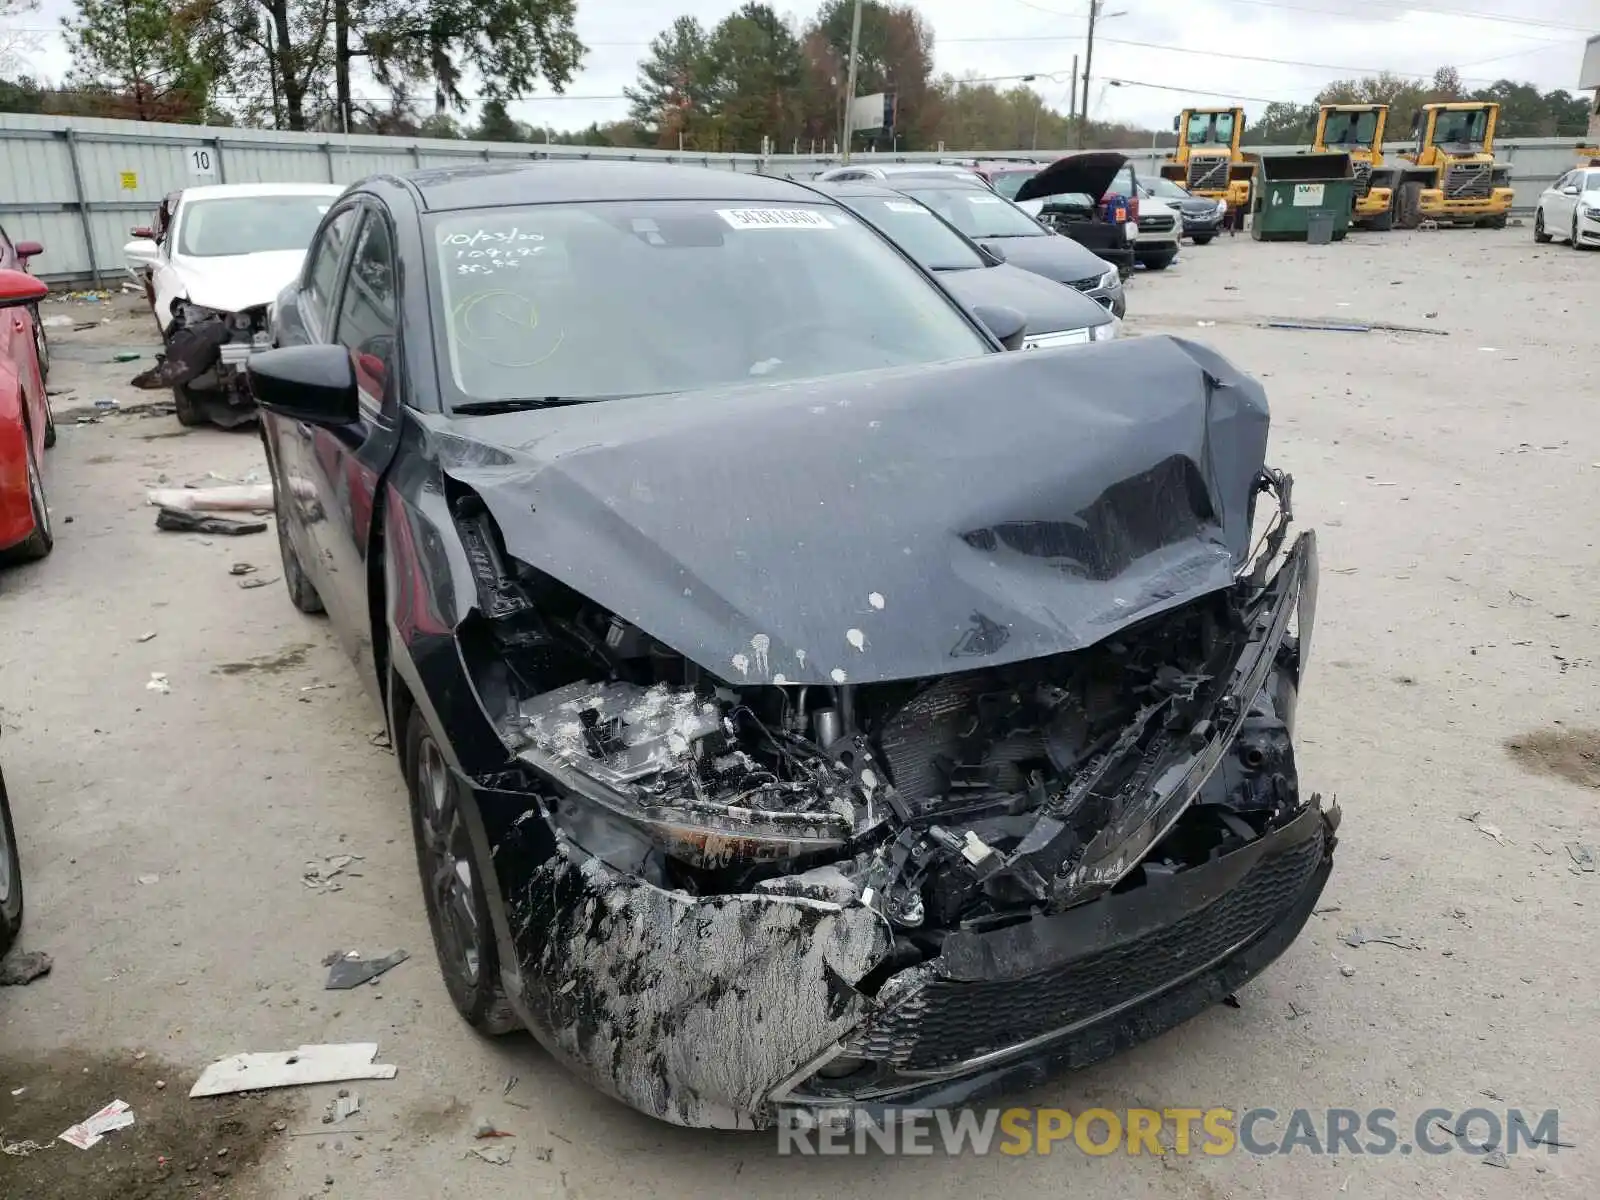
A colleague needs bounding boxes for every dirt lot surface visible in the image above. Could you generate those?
[2,228,1596,1198]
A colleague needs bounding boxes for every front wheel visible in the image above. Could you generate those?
[173,384,205,428]
[1573,215,1586,250]
[404,709,520,1035]
[0,766,22,960]
[1534,208,1552,243]
[1190,233,1214,245]
[1395,182,1423,230]
[1139,250,1176,270]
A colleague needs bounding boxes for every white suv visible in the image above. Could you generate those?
[1110,164,1180,270]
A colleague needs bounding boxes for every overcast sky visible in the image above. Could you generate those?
[14,0,1599,132]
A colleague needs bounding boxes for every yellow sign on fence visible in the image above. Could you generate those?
[120,171,138,190]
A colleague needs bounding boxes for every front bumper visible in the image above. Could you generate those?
[1354,188,1392,217]
[1418,188,1513,218]
[498,530,1327,1129]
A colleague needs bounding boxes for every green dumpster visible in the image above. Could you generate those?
[1250,152,1357,241]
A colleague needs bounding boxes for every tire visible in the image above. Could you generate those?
[1190,233,1214,245]
[1488,215,1506,230]
[42,399,55,450]
[1572,214,1585,251]
[28,304,48,385]
[0,437,52,564]
[1365,207,1393,232]
[1534,208,1552,243]
[173,384,205,428]
[1139,249,1176,270]
[1395,182,1423,230]
[403,707,520,1035]
[0,767,22,960]
[274,503,325,614]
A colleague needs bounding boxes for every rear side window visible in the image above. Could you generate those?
[336,211,399,410]
[1585,172,1600,192]
[306,207,358,319]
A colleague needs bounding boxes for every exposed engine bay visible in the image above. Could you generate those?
[130,300,271,427]
[463,469,1311,952]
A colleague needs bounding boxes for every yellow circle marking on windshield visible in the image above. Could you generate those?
[451,290,565,369]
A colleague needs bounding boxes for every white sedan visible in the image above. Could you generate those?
[1533,167,1600,249]
[124,182,345,427]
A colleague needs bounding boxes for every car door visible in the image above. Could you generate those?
[303,202,406,693]
[262,202,360,617]
[1546,172,1576,227]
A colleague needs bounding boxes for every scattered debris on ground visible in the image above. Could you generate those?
[189,1043,397,1098]
[237,575,277,590]
[1506,728,1600,790]
[0,949,53,986]
[145,672,170,695]
[1461,811,1508,845]
[228,562,256,576]
[1340,928,1421,951]
[302,854,361,892]
[135,631,157,643]
[1567,843,1595,874]
[59,1098,136,1149]
[1,1048,291,1198]
[147,484,274,513]
[323,949,408,990]
[213,644,310,677]
[469,1143,515,1166]
[154,508,268,536]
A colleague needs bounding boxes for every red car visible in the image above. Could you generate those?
[0,268,54,563]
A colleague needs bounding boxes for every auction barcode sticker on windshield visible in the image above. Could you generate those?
[716,208,834,230]
[884,200,929,214]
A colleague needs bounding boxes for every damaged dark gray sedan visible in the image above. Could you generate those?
[250,161,1334,1130]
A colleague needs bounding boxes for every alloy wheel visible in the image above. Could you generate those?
[415,735,482,987]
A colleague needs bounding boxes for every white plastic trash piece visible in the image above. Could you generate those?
[146,672,170,694]
[59,1100,135,1150]
[146,484,275,513]
[189,1043,397,1098]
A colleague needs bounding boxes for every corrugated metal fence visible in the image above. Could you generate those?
[0,112,1581,285]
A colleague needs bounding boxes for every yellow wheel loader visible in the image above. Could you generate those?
[1390,102,1515,229]
[1160,108,1254,225]
[1312,104,1396,230]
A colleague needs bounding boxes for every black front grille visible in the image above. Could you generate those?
[1186,157,1229,192]
[844,826,1325,1073]
[1351,161,1372,197]
[1066,273,1102,292]
[1444,163,1491,199]
[1140,213,1176,233]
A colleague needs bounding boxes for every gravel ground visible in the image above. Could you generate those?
[1,226,1595,1199]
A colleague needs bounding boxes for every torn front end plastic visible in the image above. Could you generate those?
[132,300,272,427]
[455,473,1329,1127]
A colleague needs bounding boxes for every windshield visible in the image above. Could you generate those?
[1432,108,1488,148]
[1322,109,1379,147]
[896,186,1045,239]
[177,195,334,258]
[987,170,1038,200]
[840,196,986,271]
[1146,177,1190,200]
[429,201,991,406]
[1185,111,1235,146]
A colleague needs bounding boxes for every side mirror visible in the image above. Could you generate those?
[14,240,42,261]
[131,225,154,238]
[981,241,1007,264]
[1563,185,1581,196]
[972,304,1028,351]
[248,344,358,426]
[0,268,47,308]
[1171,115,1180,132]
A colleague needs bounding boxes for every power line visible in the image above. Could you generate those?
[1213,0,1595,35]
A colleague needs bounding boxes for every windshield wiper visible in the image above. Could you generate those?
[451,397,597,415]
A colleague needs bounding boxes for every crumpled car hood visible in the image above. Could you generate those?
[444,335,1269,686]
[170,249,308,313]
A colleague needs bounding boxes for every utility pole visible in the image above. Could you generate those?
[840,0,863,163]
[1080,0,1098,149]
[1069,52,1079,138]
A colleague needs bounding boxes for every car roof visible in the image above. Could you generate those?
[889,176,993,192]
[400,161,823,212]
[180,183,346,203]
[810,180,908,200]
